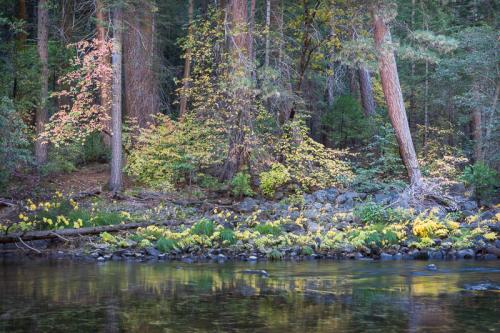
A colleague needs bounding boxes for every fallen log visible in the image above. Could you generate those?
[0,220,177,244]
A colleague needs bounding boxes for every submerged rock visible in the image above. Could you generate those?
[464,282,500,291]
[242,269,269,277]
[426,264,437,271]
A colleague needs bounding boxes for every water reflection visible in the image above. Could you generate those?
[0,259,499,332]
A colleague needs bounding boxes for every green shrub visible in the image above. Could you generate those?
[156,237,178,252]
[460,162,498,203]
[199,174,224,191]
[231,171,254,198]
[255,222,282,236]
[191,218,215,236]
[126,115,223,190]
[302,246,314,256]
[220,228,236,245]
[267,249,283,260]
[0,97,31,188]
[259,163,290,197]
[354,202,411,225]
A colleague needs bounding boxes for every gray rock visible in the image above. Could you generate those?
[236,198,259,212]
[303,209,319,220]
[97,256,105,262]
[283,223,303,233]
[429,250,444,260]
[393,253,403,260]
[495,240,500,249]
[483,254,498,260]
[303,194,315,205]
[461,200,478,211]
[146,247,160,257]
[380,253,393,260]
[217,254,227,261]
[323,203,333,212]
[336,192,359,205]
[355,252,364,259]
[242,269,269,277]
[158,253,167,260]
[457,249,475,259]
[325,188,339,201]
[374,193,392,205]
[447,182,466,196]
[90,252,100,258]
[248,255,257,261]
[426,264,437,271]
[313,190,329,203]
[306,221,320,233]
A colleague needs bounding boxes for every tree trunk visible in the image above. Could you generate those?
[109,6,123,193]
[264,0,271,68]
[249,0,256,81]
[96,0,111,147]
[17,0,28,46]
[35,0,49,166]
[220,0,252,181]
[372,4,423,187]
[358,67,376,117]
[123,0,158,129]
[179,0,194,119]
[472,85,483,162]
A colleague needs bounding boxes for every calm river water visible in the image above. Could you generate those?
[0,259,499,332]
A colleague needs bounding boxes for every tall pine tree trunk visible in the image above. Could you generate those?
[264,0,271,68]
[372,3,423,187]
[472,84,483,162]
[358,67,376,116]
[36,0,49,166]
[179,0,194,119]
[109,5,123,193]
[123,0,158,129]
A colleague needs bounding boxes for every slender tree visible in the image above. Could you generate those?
[371,2,423,186]
[179,0,194,119]
[36,0,49,166]
[109,4,123,193]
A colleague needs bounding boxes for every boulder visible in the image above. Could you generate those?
[457,249,475,259]
[461,200,478,211]
[306,221,320,233]
[380,253,393,260]
[236,198,259,212]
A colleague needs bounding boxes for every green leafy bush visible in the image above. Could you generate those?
[231,171,254,198]
[259,163,290,197]
[255,222,282,236]
[156,237,178,252]
[0,97,31,188]
[354,202,411,225]
[220,228,236,245]
[126,115,223,190]
[191,218,215,236]
[460,162,498,203]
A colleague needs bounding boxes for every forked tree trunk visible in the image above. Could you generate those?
[372,4,423,187]
[123,0,158,128]
[358,67,376,116]
[109,6,123,193]
[35,0,49,166]
[179,0,194,119]
[96,0,111,146]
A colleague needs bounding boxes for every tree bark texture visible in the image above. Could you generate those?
[220,0,252,181]
[36,0,49,166]
[372,4,423,187]
[123,0,159,129]
[358,67,376,116]
[109,6,123,193]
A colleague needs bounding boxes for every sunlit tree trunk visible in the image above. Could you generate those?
[109,6,123,193]
[36,0,49,166]
[372,3,423,187]
[358,67,376,117]
[123,0,158,128]
[179,0,194,119]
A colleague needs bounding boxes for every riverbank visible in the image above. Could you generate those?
[1,180,499,263]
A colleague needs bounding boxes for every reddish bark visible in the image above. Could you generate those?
[36,0,49,166]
